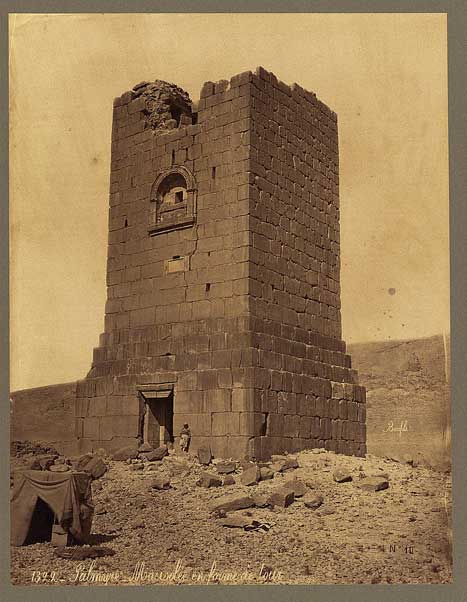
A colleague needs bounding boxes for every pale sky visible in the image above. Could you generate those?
[9,13,449,391]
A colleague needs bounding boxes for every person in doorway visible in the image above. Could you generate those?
[179,423,191,453]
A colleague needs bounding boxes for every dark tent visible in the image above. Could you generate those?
[11,470,94,546]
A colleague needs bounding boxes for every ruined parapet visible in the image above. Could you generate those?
[126,80,194,131]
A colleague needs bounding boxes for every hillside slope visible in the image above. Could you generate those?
[348,334,450,468]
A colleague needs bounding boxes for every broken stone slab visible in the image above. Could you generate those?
[318,506,336,516]
[270,457,299,473]
[240,465,261,486]
[216,461,237,474]
[210,494,255,514]
[267,488,295,508]
[259,467,274,481]
[218,516,269,531]
[357,477,389,492]
[150,477,171,490]
[283,478,309,497]
[223,475,236,486]
[197,446,212,465]
[252,493,270,508]
[78,455,108,479]
[144,445,168,462]
[302,493,324,509]
[197,472,223,488]
[111,445,139,461]
[333,469,353,483]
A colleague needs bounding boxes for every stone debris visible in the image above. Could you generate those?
[10,444,452,585]
[267,487,295,508]
[357,477,389,492]
[302,493,324,509]
[197,472,223,488]
[270,457,299,473]
[219,515,273,532]
[216,461,237,474]
[144,445,168,462]
[150,477,171,490]
[111,445,139,461]
[75,454,108,479]
[284,478,309,497]
[223,475,236,486]
[260,467,275,481]
[252,493,270,508]
[333,469,353,483]
[210,494,255,514]
[197,446,212,466]
[240,465,261,486]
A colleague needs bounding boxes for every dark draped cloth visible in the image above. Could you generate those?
[11,470,93,546]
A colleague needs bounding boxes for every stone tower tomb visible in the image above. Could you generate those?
[74,67,367,460]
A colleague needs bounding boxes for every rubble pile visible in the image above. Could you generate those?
[10,445,452,585]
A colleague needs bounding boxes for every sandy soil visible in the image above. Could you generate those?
[10,447,452,586]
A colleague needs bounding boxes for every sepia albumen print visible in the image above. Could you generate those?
[9,13,450,585]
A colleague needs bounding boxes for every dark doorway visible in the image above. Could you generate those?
[138,386,174,448]
[23,497,54,545]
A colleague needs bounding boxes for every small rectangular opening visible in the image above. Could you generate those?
[211,166,216,179]
[175,190,184,203]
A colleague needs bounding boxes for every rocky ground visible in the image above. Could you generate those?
[10,443,452,586]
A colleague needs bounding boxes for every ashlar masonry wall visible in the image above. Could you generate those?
[75,67,366,460]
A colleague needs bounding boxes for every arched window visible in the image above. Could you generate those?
[148,167,197,234]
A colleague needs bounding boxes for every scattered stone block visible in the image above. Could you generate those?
[78,455,108,479]
[282,457,299,471]
[197,472,223,488]
[150,477,171,490]
[270,457,299,473]
[302,493,324,509]
[240,465,261,486]
[358,477,389,492]
[223,475,236,486]
[267,488,295,508]
[284,478,309,497]
[333,469,352,483]
[210,494,255,513]
[197,446,212,465]
[260,467,274,481]
[253,493,269,508]
[112,445,139,461]
[144,445,168,462]
[216,461,237,474]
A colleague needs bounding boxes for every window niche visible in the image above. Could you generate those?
[148,166,197,235]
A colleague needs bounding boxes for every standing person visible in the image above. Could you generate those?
[179,423,191,453]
